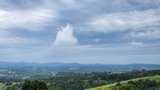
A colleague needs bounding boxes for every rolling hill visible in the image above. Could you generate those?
[86,75,160,90]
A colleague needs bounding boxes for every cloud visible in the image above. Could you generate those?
[128,41,143,46]
[0,0,160,64]
[88,9,160,32]
[0,8,57,31]
[0,30,27,45]
[94,38,99,42]
[131,29,160,39]
[60,0,76,7]
[0,7,57,45]
[54,24,78,46]
[0,36,26,45]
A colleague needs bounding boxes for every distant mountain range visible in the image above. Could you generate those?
[0,61,160,68]
[0,61,82,67]
[0,61,160,75]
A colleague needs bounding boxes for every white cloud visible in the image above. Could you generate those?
[0,8,58,45]
[0,36,26,45]
[0,7,58,44]
[0,30,27,44]
[60,0,76,7]
[89,9,160,32]
[131,29,160,39]
[128,41,143,46]
[94,38,99,42]
[0,8,57,31]
[54,24,78,46]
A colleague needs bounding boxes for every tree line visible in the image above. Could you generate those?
[112,79,160,90]
[40,69,160,90]
[1,69,160,90]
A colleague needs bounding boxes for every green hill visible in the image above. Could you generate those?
[0,82,20,90]
[86,75,160,90]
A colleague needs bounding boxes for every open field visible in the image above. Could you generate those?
[0,82,20,90]
[86,75,160,90]
[0,83,6,90]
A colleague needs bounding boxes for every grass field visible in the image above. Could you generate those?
[0,82,21,90]
[0,75,160,90]
[0,83,7,90]
[85,75,160,90]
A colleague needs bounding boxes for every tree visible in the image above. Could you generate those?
[22,80,48,90]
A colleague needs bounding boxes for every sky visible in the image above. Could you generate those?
[0,0,160,64]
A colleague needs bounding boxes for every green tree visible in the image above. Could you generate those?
[22,80,48,90]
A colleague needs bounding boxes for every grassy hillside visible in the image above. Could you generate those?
[0,83,6,90]
[86,75,160,90]
[0,82,20,90]
[0,69,160,90]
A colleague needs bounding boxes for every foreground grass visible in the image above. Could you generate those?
[0,82,21,90]
[0,75,160,90]
[0,83,6,90]
[85,75,160,90]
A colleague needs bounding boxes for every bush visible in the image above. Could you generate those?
[22,80,48,90]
